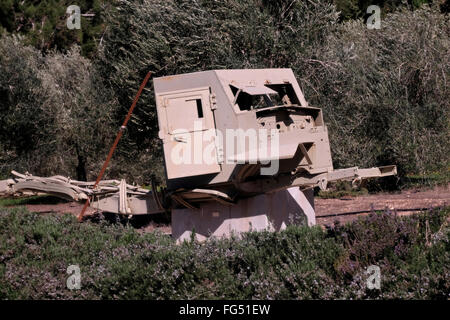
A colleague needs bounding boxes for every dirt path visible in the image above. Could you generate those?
[17,185,450,231]
[24,201,97,216]
[315,185,450,226]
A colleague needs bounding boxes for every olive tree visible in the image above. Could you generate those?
[0,35,117,180]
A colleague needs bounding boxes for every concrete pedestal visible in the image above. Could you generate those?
[172,187,315,242]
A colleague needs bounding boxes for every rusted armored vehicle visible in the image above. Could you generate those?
[0,69,396,241]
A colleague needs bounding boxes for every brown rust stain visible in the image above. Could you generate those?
[160,75,179,81]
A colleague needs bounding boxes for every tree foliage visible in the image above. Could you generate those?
[0,35,116,180]
[0,0,107,57]
[306,7,449,174]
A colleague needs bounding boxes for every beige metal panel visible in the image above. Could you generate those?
[161,87,213,134]
[154,71,239,187]
[356,165,398,178]
[154,69,316,186]
[157,87,221,179]
[174,188,234,205]
[90,194,165,215]
[161,128,222,179]
[239,85,277,95]
[172,187,315,243]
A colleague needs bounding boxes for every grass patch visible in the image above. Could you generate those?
[316,181,369,199]
[316,188,369,199]
[0,206,448,299]
[0,195,66,207]
[401,169,450,189]
[317,166,450,198]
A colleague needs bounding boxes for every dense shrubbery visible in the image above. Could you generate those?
[0,35,117,180]
[0,1,448,184]
[0,0,107,57]
[0,207,448,299]
[306,7,449,174]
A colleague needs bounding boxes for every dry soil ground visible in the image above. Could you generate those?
[13,185,450,234]
[315,185,450,226]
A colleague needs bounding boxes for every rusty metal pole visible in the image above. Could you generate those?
[78,71,152,222]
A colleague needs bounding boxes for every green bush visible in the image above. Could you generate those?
[305,7,450,175]
[0,0,107,58]
[0,35,117,180]
[0,206,448,299]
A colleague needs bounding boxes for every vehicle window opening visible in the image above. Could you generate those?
[264,83,300,106]
[187,98,204,118]
[230,83,300,111]
[196,99,204,118]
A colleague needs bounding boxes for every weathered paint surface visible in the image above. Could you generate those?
[172,187,315,242]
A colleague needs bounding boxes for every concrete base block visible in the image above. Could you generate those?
[172,187,315,242]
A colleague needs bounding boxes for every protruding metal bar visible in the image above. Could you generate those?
[78,71,152,221]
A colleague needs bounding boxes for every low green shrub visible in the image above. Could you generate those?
[0,206,448,299]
